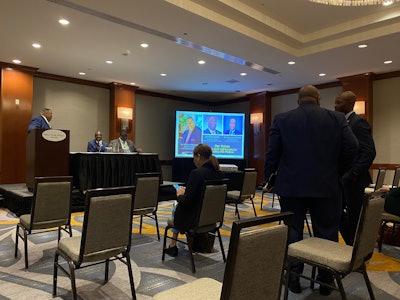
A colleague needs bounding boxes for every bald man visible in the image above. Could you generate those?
[264,85,358,295]
[28,108,52,132]
[87,130,108,152]
[335,91,376,246]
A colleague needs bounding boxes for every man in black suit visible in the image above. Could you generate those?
[335,91,376,246]
[264,85,358,295]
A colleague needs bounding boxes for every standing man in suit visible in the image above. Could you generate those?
[28,108,52,132]
[108,128,142,153]
[335,91,376,246]
[264,85,358,295]
[203,116,221,134]
[87,130,108,152]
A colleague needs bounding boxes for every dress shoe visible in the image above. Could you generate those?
[319,282,335,296]
[164,245,178,257]
[289,281,302,294]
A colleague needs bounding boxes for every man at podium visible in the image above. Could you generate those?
[28,108,52,132]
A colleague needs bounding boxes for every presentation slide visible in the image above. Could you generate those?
[175,111,245,159]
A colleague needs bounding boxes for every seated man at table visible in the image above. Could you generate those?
[87,130,108,152]
[108,128,142,153]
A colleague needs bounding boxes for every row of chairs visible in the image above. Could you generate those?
[155,193,385,300]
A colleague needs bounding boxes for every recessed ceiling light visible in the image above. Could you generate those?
[106,60,113,64]
[130,82,136,85]
[58,18,70,25]
[32,43,41,49]
[198,60,206,65]
[288,61,296,65]
[358,44,367,48]
[160,73,167,77]
[140,43,149,48]
[383,0,394,6]
[13,59,21,64]
[79,72,86,75]
[240,72,247,76]
[384,60,393,64]
[319,73,326,77]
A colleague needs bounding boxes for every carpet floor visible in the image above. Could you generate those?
[1,192,400,299]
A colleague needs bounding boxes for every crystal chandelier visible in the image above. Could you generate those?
[308,0,398,5]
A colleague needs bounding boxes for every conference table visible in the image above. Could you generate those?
[70,152,162,191]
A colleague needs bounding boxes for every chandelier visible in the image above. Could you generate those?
[308,0,398,5]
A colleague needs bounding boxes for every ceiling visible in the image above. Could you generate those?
[0,0,399,102]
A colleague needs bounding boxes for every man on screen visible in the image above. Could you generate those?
[181,117,201,144]
[224,117,242,135]
[203,116,221,134]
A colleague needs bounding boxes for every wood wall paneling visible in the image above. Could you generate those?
[0,68,34,183]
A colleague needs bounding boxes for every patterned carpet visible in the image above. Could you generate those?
[1,192,400,299]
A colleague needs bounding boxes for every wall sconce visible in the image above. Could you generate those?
[354,100,365,115]
[117,107,133,130]
[250,112,263,134]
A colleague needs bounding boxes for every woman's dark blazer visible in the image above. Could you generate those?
[173,161,224,232]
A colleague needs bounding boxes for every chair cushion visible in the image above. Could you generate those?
[153,277,222,300]
[59,237,82,263]
[226,190,240,200]
[288,237,353,272]
[20,214,68,230]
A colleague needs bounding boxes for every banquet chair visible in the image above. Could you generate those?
[133,172,161,240]
[391,166,400,188]
[284,194,384,299]
[53,186,136,300]
[162,179,228,273]
[154,212,293,300]
[226,169,257,219]
[15,176,73,269]
[365,167,386,194]
[261,187,279,209]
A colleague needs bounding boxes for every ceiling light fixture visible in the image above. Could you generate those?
[198,60,205,64]
[288,61,296,65]
[79,72,86,75]
[140,43,149,48]
[308,0,398,5]
[384,60,393,64]
[32,43,41,49]
[358,44,368,48]
[240,72,247,76]
[160,73,167,77]
[12,59,21,64]
[106,60,113,64]
[319,73,326,77]
[58,18,70,25]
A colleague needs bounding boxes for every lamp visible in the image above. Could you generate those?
[308,0,398,5]
[354,100,366,115]
[117,107,133,130]
[250,112,263,134]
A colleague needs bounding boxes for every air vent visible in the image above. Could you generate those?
[226,79,239,84]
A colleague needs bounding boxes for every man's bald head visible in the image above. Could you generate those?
[334,91,357,114]
[298,85,320,105]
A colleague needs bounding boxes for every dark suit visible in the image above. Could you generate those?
[181,126,202,144]
[28,115,51,132]
[340,112,376,245]
[223,129,242,135]
[203,128,221,134]
[264,102,358,282]
[87,139,108,152]
[173,161,224,232]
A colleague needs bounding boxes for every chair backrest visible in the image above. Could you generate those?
[78,186,135,264]
[351,194,385,270]
[31,176,73,229]
[240,170,257,199]
[133,172,161,211]
[196,180,228,231]
[220,212,293,300]
[374,167,387,191]
[392,166,400,188]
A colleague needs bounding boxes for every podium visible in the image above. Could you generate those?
[26,129,70,191]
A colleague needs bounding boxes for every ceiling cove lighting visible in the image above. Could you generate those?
[308,0,398,5]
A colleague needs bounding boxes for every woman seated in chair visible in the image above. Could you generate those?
[164,143,224,256]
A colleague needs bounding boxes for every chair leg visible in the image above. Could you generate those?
[139,215,143,234]
[125,252,137,300]
[186,235,196,273]
[14,225,19,258]
[378,221,385,252]
[272,193,275,208]
[361,264,375,300]
[235,202,240,219]
[261,192,264,210]
[217,229,226,262]
[310,266,316,290]
[53,251,59,296]
[23,229,28,269]
[305,217,312,237]
[333,272,347,300]
[154,213,160,240]
[251,198,257,217]
[67,259,78,300]
[162,226,170,260]
[283,261,291,300]
[105,258,110,282]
